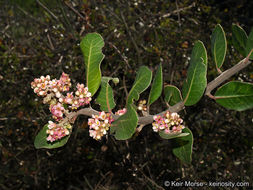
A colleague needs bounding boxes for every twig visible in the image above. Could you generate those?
[108,42,130,69]
[175,0,181,27]
[134,164,165,190]
[36,0,58,20]
[160,2,195,19]
[47,34,55,50]
[63,101,184,128]
[83,176,94,190]
[205,57,252,99]
[136,124,145,133]
[64,1,85,20]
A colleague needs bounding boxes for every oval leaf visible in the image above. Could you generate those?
[34,124,70,149]
[232,24,248,56]
[110,104,138,140]
[211,24,227,70]
[172,128,193,164]
[164,85,183,106]
[148,63,163,106]
[96,77,116,112]
[182,41,207,106]
[127,66,152,105]
[80,33,105,96]
[245,28,253,59]
[159,131,189,140]
[189,40,207,66]
[215,81,253,111]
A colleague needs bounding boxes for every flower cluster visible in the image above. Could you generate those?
[46,121,72,142]
[137,100,147,111]
[31,72,71,98]
[88,108,127,140]
[50,102,65,121]
[31,72,92,142]
[115,108,127,116]
[152,111,185,134]
[88,112,114,140]
[61,83,92,109]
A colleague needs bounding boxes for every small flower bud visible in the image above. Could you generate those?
[112,77,119,84]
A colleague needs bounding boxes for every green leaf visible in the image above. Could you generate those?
[164,85,183,106]
[215,81,253,111]
[245,28,253,59]
[148,63,163,106]
[96,77,116,112]
[182,41,207,106]
[189,40,208,66]
[159,131,189,140]
[211,24,227,69]
[172,128,193,164]
[127,66,152,105]
[110,104,138,140]
[80,33,105,96]
[34,124,70,149]
[232,24,248,56]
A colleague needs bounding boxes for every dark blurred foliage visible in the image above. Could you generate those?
[0,0,253,189]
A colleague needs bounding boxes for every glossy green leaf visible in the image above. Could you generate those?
[148,64,163,106]
[96,77,116,112]
[110,104,138,140]
[211,24,227,69]
[182,41,207,106]
[245,28,253,59]
[215,81,253,111]
[127,66,152,105]
[164,85,183,106]
[159,131,189,140]
[232,24,248,56]
[172,128,193,164]
[80,33,105,96]
[34,124,70,149]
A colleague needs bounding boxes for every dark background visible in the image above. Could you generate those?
[0,0,253,189]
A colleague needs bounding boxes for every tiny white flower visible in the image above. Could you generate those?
[56,92,61,98]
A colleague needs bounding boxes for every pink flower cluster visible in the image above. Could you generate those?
[50,102,65,121]
[115,108,127,116]
[46,121,71,142]
[60,84,92,109]
[31,72,71,98]
[31,72,92,142]
[88,108,127,140]
[152,111,185,134]
[31,73,92,110]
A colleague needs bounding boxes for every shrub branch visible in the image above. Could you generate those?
[205,53,252,99]
[63,56,252,130]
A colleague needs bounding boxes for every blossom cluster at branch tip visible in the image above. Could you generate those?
[152,111,185,134]
[46,121,72,142]
[31,72,71,98]
[31,72,92,142]
[88,108,127,140]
